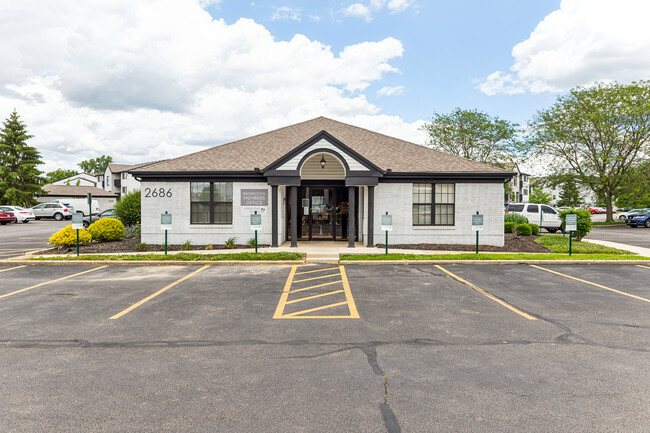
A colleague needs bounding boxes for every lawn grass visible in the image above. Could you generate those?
[340,253,649,261]
[534,234,631,254]
[30,252,304,261]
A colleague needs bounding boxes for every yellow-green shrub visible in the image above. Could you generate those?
[49,225,92,246]
[88,218,125,242]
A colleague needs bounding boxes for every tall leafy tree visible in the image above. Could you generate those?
[0,110,44,206]
[614,160,650,208]
[79,155,113,174]
[43,168,78,184]
[529,188,552,205]
[420,108,524,164]
[528,81,650,222]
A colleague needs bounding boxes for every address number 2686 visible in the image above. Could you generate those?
[144,188,172,198]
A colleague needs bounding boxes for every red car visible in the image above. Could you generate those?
[0,209,16,225]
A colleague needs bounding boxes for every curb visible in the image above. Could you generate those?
[340,259,650,265]
[0,260,306,266]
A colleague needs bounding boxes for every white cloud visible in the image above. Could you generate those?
[271,6,301,22]
[478,0,650,95]
[0,0,415,172]
[342,0,412,21]
[377,85,405,96]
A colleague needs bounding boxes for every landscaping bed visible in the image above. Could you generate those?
[377,233,550,253]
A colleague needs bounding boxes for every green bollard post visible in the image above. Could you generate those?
[475,211,479,254]
[255,230,258,254]
[569,231,573,256]
[385,211,388,255]
[165,230,168,255]
[76,229,79,257]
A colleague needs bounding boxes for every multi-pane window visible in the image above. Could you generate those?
[190,182,232,224]
[412,183,455,226]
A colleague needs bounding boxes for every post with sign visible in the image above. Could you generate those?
[381,212,392,255]
[250,211,262,253]
[472,211,484,254]
[565,213,577,256]
[87,192,92,218]
[161,212,172,255]
[72,212,84,256]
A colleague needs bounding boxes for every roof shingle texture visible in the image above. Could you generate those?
[43,185,117,197]
[135,117,508,174]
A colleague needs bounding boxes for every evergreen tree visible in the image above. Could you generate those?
[558,180,582,207]
[0,110,44,206]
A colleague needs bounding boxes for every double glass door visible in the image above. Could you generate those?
[293,186,350,241]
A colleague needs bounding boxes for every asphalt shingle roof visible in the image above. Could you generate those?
[134,117,509,174]
[42,185,117,198]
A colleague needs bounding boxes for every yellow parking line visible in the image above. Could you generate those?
[0,265,27,273]
[0,266,107,300]
[283,301,349,318]
[285,290,345,305]
[340,265,360,318]
[272,265,298,319]
[435,265,536,320]
[293,273,341,283]
[294,267,340,275]
[636,265,650,270]
[530,265,650,303]
[110,265,210,319]
[289,280,343,294]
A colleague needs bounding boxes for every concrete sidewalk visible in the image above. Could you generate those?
[583,239,650,257]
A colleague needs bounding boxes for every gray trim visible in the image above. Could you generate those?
[267,176,301,186]
[271,185,278,247]
[367,185,374,247]
[345,176,379,186]
[290,186,298,247]
[348,186,355,248]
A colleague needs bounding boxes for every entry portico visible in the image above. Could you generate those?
[133,117,513,247]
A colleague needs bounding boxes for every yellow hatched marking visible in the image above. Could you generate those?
[283,301,348,318]
[294,267,340,275]
[340,265,360,318]
[272,265,297,319]
[436,265,536,320]
[636,265,650,270]
[289,280,343,294]
[0,265,27,273]
[281,315,355,319]
[286,290,345,305]
[531,265,650,303]
[0,266,107,300]
[293,273,341,283]
[110,265,210,319]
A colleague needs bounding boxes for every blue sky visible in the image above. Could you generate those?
[0,0,647,172]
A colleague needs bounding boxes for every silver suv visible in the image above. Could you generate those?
[31,203,72,221]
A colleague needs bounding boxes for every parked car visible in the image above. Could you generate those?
[30,202,73,220]
[51,199,100,216]
[505,203,562,232]
[625,210,650,228]
[82,208,118,228]
[0,206,35,223]
[617,208,650,221]
[0,208,16,225]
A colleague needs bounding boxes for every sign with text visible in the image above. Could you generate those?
[565,214,577,232]
[72,212,84,230]
[250,213,262,231]
[161,213,172,231]
[472,214,484,231]
[381,214,393,231]
[241,189,269,216]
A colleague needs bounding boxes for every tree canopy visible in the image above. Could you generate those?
[0,110,44,206]
[528,81,650,221]
[43,168,78,184]
[79,155,113,174]
[420,108,523,164]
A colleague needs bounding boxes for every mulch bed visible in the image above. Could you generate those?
[39,233,549,255]
[377,233,551,253]
[40,238,267,255]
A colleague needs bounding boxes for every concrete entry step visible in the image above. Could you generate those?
[306,252,340,263]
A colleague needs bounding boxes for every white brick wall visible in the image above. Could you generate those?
[141,181,274,246]
[372,183,505,246]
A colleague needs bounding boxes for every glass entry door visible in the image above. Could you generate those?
[310,187,334,239]
[287,186,352,242]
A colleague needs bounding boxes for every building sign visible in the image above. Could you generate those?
[241,189,268,216]
[250,213,262,231]
[565,214,577,232]
[72,212,84,230]
[381,214,392,231]
[161,213,172,231]
[472,214,484,231]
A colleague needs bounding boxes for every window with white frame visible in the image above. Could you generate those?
[412,183,455,226]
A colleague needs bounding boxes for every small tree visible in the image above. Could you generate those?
[114,190,140,226]
[529,189,552,205]
[79,155,113,174]
[43,169,78,184]
[557,179,583,207]
[0,110,44,206]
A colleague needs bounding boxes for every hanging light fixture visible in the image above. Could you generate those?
[320,153,326,169]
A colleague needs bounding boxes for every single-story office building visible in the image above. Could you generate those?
[132,117,513,247]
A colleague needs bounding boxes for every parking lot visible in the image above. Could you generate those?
[1,263,648,432]
[0,219,67,259]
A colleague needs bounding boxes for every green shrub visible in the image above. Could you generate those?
[88,218,125,242]
[559,209,592,241]
[136,242,147,251]
[247,237,256,248]
[225,237,237,249]
[516,223,532,236]
[49,225,92,246]
[530,223,540,235]
[115,190,140,226]
[504,222,515,233]
[124,224,141,239]
[505,213,528,224]
[181,240,191,250]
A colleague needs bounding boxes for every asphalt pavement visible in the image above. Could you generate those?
[586,224,650,249]
[0,219,68,258]
[1,263,648,432]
